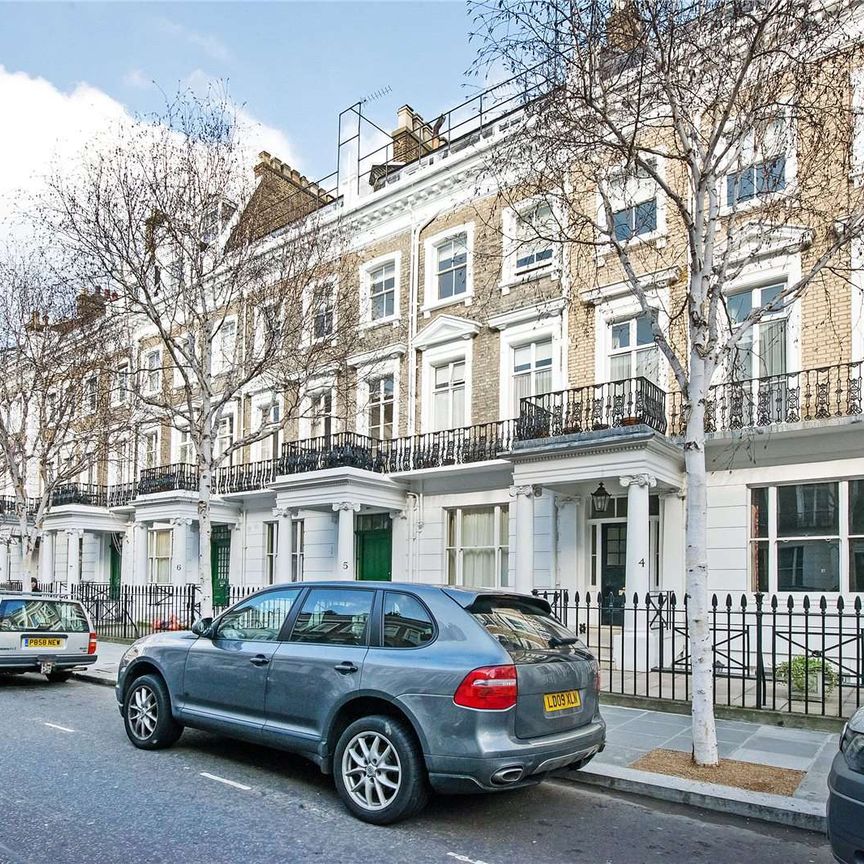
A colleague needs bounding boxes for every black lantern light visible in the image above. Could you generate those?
[591,481,611,514]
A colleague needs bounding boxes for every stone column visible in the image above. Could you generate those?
[171,518,192,585]
[65,528,83,588]
[620,474,656,602]
[133,522,149,585]
[0,540,9,585]
[38,531,55,586]
[333,502,360,580]
[273,507,295,583]
[510,485,539,595]
[554,496,583,593]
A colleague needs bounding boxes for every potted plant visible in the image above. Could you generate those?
[775,656,839,698]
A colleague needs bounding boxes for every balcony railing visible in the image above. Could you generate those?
[50,483,108,508]
[214,459,281,495]
[378,420,515,472]
[517,377,668,441]
[668,361,863,436]
[0,496,37,518]
[281,432,378,474]
[107,481,137,508]
[137,463,198,495]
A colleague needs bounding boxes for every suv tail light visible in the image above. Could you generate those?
[88,632,97,655]
[592,659,601,693]
[453,665,517,710]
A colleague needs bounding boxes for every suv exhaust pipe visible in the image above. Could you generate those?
[491,766,524,785]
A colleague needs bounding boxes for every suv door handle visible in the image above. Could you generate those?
[334,661,358,675]
[249,655,270,667]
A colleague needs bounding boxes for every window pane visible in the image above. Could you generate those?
[751,487,769,538]
[611,323,630,350]
[612,208,632,241]
[758,319,787,378]
[634,198,657,235]
[610,354,632,381]
[850,480,864,535]
[462,508,495,546]
[462,549,495,587]
[635,346,660,383]
[777,483,839,537]
[215,589,300,641]
[777,540,840,592]
[851,539,864,592]
[452,361,465,383]
[383,592,435,648]
[536,339,553,364]
[751,540,769,592]
[635,314,654,346]
[289,588,373,646]
[452,385,465,427]
[513,344,531,372]
[728,291,752,324]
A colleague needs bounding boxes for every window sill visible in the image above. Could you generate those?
[597,233,667,265]
[420,293,474,318]
[499,266,558,294]
[358,315,402,333]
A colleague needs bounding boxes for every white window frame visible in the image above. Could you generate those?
[355,356,401,439]
[597,157,666,254]
[142,428,160,470]
[112,363,129,406]
[175,427,194,464]
[496,315,564,419]
[749,481,851,594]
[211,317,237,377]
[359,252,401,328]
[422,223,475,313]
[501,199,558,288]
[421,339,472,434]
[252,395,282,462]
[608,314,662,385]
[84,374,98,415]
[446,504,510,588]
[719,108,797,215]
[300,379,337,439]
[147,528,172,585]
[144,349,161,394]
[303,279,337,345]
[214,413,235,462]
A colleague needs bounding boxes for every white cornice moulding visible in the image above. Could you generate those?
[413,314,482,351]
[487,298,567,331]
[581,266,681,304]
[346,343,407,368]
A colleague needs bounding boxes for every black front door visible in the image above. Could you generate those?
[601,523,627,625]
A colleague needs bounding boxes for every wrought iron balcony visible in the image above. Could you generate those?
[214,459,281,495]
[0,496,37,517]
[668,361,863,436]
[281,432,378,474]
[378,420,515,472]
[107,482,137,508]
[516,377,668,442]
[50,483,108,508]
[137,463,198,495]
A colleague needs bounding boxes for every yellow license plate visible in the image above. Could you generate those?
[23,638,64,649]
[543,689,581,713]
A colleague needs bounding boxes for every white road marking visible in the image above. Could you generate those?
[43,722,74,733]
[447,854,492,864]
[200,771,252,791]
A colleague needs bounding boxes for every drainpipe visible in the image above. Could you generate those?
[407,211,439,437]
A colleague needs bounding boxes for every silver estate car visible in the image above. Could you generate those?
[115,582,605,824]
[0,592,98,681]
[827,707,864,863]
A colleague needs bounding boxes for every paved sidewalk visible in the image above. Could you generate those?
[559,703,837,831]
[75,644,838,831]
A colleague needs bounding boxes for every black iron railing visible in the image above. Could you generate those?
[669,361,863,435]
[379,420,514,472]
[50,483,108,508]
[137,463,198,495]
[0,496,37,517]
[281,432,378,474]
[517,377,668,441]
[107,482,137,508]
[534,588,863,719]
[214,459,282,495]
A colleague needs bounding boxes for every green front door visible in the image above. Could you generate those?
[210,525,231,607]
[109,535,122,600]
[356,514,392,582]
[601,523,627,625]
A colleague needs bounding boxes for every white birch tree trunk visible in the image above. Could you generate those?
[197,430,214,618]
[684,353,719,766]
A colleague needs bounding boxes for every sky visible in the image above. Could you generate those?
[0,1,482,231]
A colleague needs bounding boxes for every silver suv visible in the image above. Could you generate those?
[115,583,605,824]
[0,592,98,681]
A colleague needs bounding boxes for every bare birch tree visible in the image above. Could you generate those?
[471,0,864,764]
[40,91,354,615]
[0,249,119,580]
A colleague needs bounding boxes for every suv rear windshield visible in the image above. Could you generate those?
[467,595,582,656]
[0,598,89,633]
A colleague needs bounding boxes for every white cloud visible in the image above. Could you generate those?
[155,17,232,64]
[123,68,151,90]
[0,65,301,240]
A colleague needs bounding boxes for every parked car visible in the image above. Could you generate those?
[115,582,605,824]
[828,706,864,863]
[0,591,98,681]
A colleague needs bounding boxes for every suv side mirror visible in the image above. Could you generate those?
[191,617,214,637]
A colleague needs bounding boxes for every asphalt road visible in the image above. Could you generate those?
[0,674,835,864]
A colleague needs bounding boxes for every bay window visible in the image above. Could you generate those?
[446,505,509,588]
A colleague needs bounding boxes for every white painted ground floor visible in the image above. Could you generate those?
[2,422,863,605]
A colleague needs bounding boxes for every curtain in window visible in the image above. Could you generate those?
[461,509,495,587]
